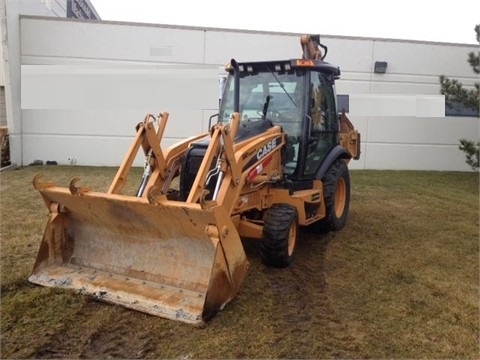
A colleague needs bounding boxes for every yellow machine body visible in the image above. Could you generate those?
[30,36,360,324]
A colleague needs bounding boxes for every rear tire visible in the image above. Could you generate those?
[312,160,350,232]
[261,204,299,268]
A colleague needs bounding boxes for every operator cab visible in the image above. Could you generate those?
[219,59,341,180]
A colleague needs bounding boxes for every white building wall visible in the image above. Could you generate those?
[17,16,480,170]
[341,39,479,171]
[1,1,67,165]
[20,17,219,166]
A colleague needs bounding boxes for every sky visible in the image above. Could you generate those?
[90,0,480,45]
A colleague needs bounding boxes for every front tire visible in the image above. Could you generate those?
[261,204,299,268]
[314,160,351,232]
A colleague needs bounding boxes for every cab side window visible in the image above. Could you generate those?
[311,84,327,131]
[304,72,338,176]
[309,73,336,131]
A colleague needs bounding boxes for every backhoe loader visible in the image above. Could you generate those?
[29,35,360,324]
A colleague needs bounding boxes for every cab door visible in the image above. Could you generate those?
[302,71,339,177]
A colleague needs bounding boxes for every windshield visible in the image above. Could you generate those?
[219,69,305,139]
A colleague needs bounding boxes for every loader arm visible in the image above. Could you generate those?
[108,113,168,195]
[184,112,285,211]
[29,110,250,324]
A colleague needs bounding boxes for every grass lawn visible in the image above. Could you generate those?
[0,166,478,358]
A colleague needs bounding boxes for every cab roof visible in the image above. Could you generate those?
[227,59,341,78]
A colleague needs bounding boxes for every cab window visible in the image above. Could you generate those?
[303,72,338,176]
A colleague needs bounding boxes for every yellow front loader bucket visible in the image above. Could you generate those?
[29,183,249,324]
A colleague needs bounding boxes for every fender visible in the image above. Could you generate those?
[315,145,351,180]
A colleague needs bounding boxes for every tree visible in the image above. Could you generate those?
[459,139,479,170]
[440,25,479,112]
[440,25,479,171]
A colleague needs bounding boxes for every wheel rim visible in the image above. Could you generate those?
[287,223,297,256]
[334,177,347,218]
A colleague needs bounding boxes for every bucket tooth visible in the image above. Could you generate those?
[69,177,91,195]
[32,174,55,190]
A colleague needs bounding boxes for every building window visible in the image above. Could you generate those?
[445,101,479,117]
